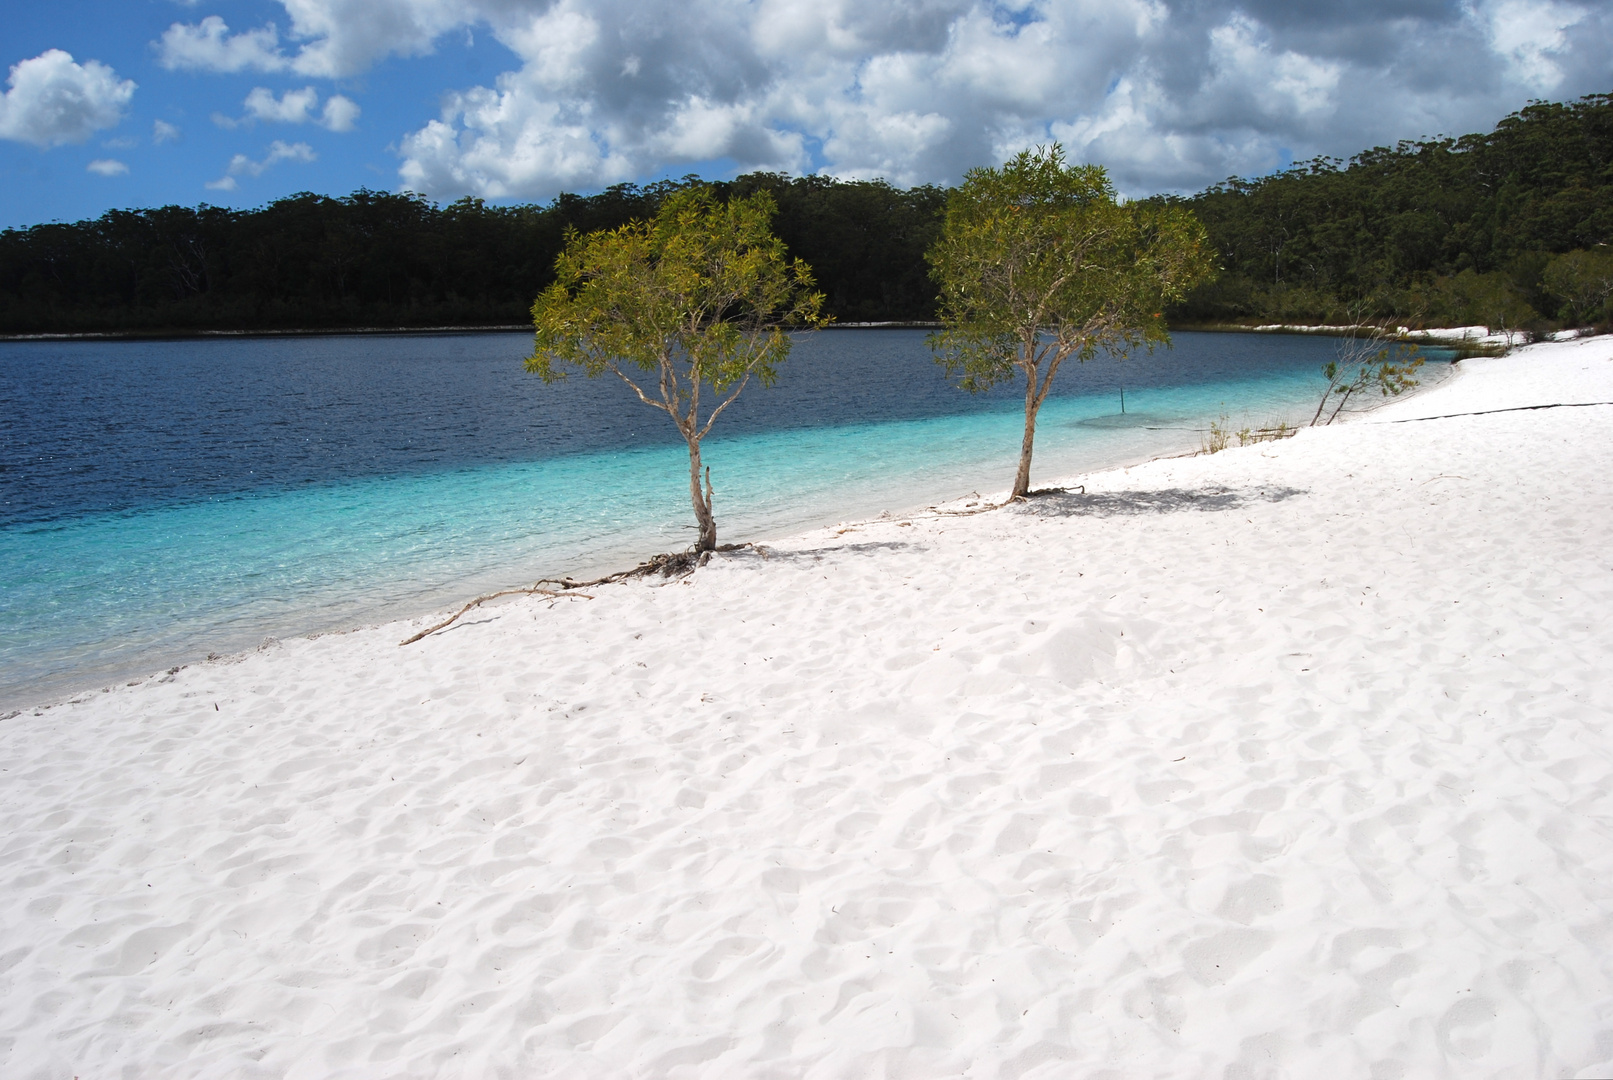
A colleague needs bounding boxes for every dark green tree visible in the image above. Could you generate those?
[1542,248,1613,323]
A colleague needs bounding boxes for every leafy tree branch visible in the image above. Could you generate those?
[927,145,1215,499]
[527,187,824,552]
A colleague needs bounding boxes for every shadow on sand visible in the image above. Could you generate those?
[730,540,919,563]
[1015,485,1306,517]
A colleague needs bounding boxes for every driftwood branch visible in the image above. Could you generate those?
[932,497,1018,516]
[403,541,763,647]
[399,585,593,646]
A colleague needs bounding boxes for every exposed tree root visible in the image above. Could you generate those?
[535,542,754,591]
[400,543,757,646]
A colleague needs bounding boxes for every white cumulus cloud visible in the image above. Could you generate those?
[158,1,470,78]
[0,49,136,148]
[86,158,129,176]
[158,16,288,73]
[219,86,362,131]
[397,86,635,199]
[151,1,1613,198]
[206,139,318,189]
[153,119,182,144]
[319,94,360,131]
[245,85,320,123]
[1477,0,1587,92]
[389,0,1613,200]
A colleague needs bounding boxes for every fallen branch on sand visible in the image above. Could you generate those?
[399,543,758,646]
[399,585,593,646]
[932,499,1014,516]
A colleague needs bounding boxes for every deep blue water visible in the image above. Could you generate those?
[1,329,1445,706]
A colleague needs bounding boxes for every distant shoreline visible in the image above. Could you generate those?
[0,320,949,343]
[0,319,954,340]
[0,324,535,343]
[0,320,1527,344]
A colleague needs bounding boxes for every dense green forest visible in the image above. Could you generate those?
[2,92,1611,335]
[0,175,945,334]
[1165,92,1613,330]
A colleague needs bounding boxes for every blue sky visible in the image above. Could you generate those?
[0,2,529,227]
[2,0,1609,230]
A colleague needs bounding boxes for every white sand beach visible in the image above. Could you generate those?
[4,337,1613,1078]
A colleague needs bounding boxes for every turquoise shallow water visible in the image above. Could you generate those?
[0,330,1444,707]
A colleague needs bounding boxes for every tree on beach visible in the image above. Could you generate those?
[1310,331,1424,426]
[527,187,825,553]
[1542,249,1613,325]
[927,145,1216,500]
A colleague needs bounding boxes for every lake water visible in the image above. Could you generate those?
[1,329,1447,707]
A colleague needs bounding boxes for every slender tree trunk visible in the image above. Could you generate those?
[1310,365,1342,426]
[1325,385,1356,425]
[1012,360,1041,499]
[686,436,717,551]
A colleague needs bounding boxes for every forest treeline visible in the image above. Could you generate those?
[3,91,1611,335]
[1165,92,1613,330]
[0,174,945,335]
[0,175,948,333]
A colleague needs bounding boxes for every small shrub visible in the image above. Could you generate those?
[1542,249,1613,325]
[1236,419,1295,445]
[1311,329,1424,426]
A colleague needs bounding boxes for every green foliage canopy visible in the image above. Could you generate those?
[1542,248,1613,324]
[1168,92,1613,328]
[727,174,946,322]
[0,175,937,335]
[527,186,824,551]
[928,145,1214,497]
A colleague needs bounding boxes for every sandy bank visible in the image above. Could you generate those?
[3,338,1612,1077]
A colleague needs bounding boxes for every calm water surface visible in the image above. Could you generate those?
[1,329,1448,706]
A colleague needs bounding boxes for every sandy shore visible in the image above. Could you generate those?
[3,338,1612,1077]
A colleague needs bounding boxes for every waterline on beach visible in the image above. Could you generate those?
[1,332,1447,707]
